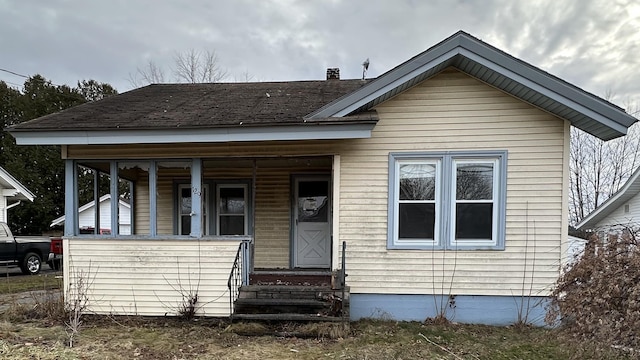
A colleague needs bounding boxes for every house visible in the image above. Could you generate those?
[0,166,34,223]
[576,166,640,232]
[49,194,132,235]
[7,31,636,326]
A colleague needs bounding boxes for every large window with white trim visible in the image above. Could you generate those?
[388,151,507,250]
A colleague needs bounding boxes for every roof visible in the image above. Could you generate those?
[576,167,640,230]
[50,194,131,227]
[8,31,636,145]
[0,166,34,202]
[9,80,378,145]
[307,31,637,141]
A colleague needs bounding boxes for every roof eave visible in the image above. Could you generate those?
[576,167,640,230]
[10,123,377,146]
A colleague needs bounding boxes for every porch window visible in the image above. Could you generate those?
[217,184,248,235]
[388,151,507,250]
[174,181,249,236]
[177,184,209,236]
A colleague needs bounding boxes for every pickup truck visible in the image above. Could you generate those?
[0,222,52,275]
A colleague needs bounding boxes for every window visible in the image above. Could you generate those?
[217,184,248,235]
[175,182,249,236]
[177,184,209,235]
[395,160,440,245]
[388,151,507,250]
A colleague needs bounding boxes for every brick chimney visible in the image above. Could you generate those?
[326,68,340,80]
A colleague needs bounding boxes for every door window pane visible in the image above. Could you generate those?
[298,180,329,223]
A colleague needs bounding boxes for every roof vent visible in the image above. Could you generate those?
[326,68,340,80]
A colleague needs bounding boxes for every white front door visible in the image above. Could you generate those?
[293,176,331,268]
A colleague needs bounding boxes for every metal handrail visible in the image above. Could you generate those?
[227,239,251,320]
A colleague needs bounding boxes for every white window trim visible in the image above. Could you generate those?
[450,158,499,248]
[388,151,507,250]
[393,159,441,247]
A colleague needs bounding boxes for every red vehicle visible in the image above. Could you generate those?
[48,237,63,270]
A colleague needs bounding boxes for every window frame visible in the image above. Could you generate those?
[393,158,442,247]
[388,151,507,250]
[174,179,252,237]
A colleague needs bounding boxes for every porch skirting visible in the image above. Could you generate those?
[63,237,242,317]
[349,294,552,327]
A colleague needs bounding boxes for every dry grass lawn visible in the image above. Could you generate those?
[0,274,635,359]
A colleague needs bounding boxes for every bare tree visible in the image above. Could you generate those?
[173,49,228,83]
[569,100,640,225]
[127,60,166,88]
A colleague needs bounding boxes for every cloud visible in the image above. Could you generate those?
[0,0,638,110]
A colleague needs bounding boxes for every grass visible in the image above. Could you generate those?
[0,274,636,359]
[0,317,636,359]
[0,269,62,294]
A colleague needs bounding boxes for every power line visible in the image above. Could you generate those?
[0,68,28,78]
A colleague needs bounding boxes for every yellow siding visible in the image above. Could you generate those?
[64,237,240,317]
[65,68,566,299]
[337,69,564,296]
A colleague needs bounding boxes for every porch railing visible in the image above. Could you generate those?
[227,238,252,319]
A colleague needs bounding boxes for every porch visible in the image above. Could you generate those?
[61,155,348,319]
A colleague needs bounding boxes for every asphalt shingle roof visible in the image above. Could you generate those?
[11,79,375,131]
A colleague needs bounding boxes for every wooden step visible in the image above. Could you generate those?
[250,272,331,286]
[231,313,343,322]
[235,298,330,307]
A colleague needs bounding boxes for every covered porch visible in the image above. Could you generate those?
[61,154,345,317]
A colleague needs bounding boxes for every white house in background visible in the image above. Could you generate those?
[577,167,640,232]
[50,194,131,235]
[0,166,34,222]
[563,235,587,267]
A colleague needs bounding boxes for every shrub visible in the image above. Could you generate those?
[548,228,640,349]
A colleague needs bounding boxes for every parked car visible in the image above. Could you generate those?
[0,222,52,275]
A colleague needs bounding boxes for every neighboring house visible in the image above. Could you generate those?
[0,166,34,223]
[7,31,637,326]
[576,167,640,232]
[563,235,587,267]
[49,194,132,235]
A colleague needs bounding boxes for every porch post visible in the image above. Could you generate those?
[190,158,203,237]
[110,161,119,235]
[93,169,100,235]
[332,155,341,269]
[149,160,157,237]
[64,159,77,237]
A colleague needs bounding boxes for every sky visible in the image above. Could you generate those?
[1,0,639,111]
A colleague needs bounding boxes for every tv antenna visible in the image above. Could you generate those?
[362,58,370,80]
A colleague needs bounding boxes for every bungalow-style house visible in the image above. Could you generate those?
[0,166,34,223]
[50,194,132,235]
[7,31,636,326]
[576,166,640,232]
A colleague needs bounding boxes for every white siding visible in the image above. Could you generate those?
[337,69,565,297]
[77,199,131,235]
[594,191,640,229]
[63,238,240,316]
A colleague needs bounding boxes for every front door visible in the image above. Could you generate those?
[293,176,331,268]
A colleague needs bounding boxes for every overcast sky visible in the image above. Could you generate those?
[1,0,639,111]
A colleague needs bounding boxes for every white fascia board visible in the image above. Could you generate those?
[12,124,375,145]
[0,167,35,201]
[576,168,640,229]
